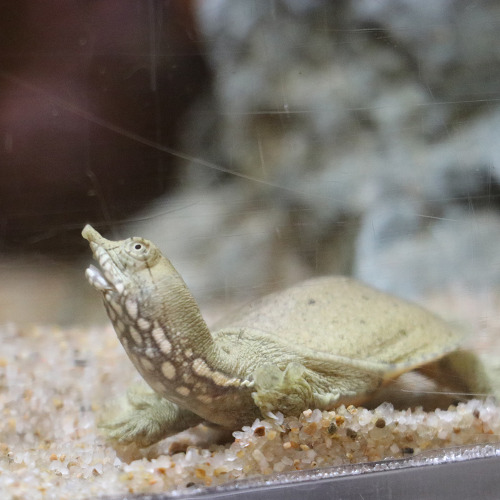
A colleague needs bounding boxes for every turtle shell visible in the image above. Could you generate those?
[214,276,463,376]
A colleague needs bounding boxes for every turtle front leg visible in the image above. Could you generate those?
[99,382,204,448]
[251,363,341,416]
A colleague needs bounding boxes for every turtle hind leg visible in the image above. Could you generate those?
[99,381,204,448]
[437,349,495,399]
[360,351,494,411]
[416,350,493,404]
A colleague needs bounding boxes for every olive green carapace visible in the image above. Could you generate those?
[82,224,492,448]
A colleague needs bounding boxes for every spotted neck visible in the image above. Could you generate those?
[107,269,214,359]
[103,265,246,413]
[82,223,249,418]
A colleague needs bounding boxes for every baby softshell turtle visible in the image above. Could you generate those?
[82,224,492,447]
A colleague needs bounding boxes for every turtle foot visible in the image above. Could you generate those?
[98,383,203,448]
[251,362,315,415]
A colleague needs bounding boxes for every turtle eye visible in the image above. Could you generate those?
[127,239,150,259]
[125,237,159,265]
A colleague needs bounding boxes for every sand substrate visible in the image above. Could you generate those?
[1,318,500,499]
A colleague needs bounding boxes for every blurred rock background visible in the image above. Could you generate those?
[0,0,499,325]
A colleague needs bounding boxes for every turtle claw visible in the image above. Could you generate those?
[98,386,172,448]
[98,384,204,448]
[251,362,314,415]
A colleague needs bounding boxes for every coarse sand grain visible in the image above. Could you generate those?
[1,291,499,499]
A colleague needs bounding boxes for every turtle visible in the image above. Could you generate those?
[82,224,492,448]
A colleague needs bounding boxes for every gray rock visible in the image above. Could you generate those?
[126,186,310,304]
[356,208,500,299]
[131,0,500,302]
[351,0,500,102]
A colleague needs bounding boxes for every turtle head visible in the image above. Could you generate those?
[82,224,162,297]
[82,225,219,410]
